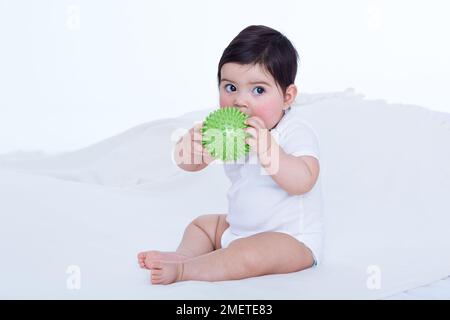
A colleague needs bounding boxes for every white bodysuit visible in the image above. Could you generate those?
[220,105,324,265]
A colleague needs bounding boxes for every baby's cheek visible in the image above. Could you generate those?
[253,104,279,127]
[219,96,233,108]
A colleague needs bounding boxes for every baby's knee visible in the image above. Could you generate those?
[191,214,221,228]
[190,215,208,229]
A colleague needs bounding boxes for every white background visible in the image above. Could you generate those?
[1,0,449,154]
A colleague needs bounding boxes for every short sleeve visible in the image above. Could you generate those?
[279,120,321,160]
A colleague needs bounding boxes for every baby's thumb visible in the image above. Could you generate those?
[194,122,203,130]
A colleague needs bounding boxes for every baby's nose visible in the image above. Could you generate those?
[236,106,251,116]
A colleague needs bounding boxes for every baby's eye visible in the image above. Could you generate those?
[224,84,236,93]
[253,86,265,95]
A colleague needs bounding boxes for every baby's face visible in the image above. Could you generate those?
[219,63,289,130]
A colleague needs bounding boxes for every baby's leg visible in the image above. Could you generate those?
[138,214,228,269]
[148,231,315,284]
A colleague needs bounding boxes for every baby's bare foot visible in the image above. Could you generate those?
[137,250,189,269]
[148,260,183,285]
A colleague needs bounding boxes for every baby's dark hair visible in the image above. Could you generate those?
[217,25,299,95]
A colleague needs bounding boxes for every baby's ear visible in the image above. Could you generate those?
[284,84,298,104]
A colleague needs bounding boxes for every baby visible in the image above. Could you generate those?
[138,25,323,285]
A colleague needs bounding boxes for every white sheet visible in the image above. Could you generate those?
[1,89,449,299]
[387,276,450,299]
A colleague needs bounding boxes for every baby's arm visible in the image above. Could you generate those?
[173,122,214,172]
[244,116,319,195]
[262,145,320,195]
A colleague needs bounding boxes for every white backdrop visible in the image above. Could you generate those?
[1,0,449,154]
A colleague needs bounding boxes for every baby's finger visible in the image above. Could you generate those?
[245,136,257,149]
[192,123,204,142]
[193,122,203,132]
[192,142,206,156]
[202,149,215,164]
[245,127,258,139]
[245,117,266,129]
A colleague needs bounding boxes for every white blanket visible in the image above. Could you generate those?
[1,89,449,299]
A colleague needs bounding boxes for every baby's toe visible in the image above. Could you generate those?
[151,277,163,285]
[151,268,162,276]
[138,252,147,260]
[137,253,146,266]
[147,260,162,270]
[151,269,163,284]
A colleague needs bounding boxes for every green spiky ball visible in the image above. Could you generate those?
[201,107,251,162]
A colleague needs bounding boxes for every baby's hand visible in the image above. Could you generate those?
[244,116,269,152]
